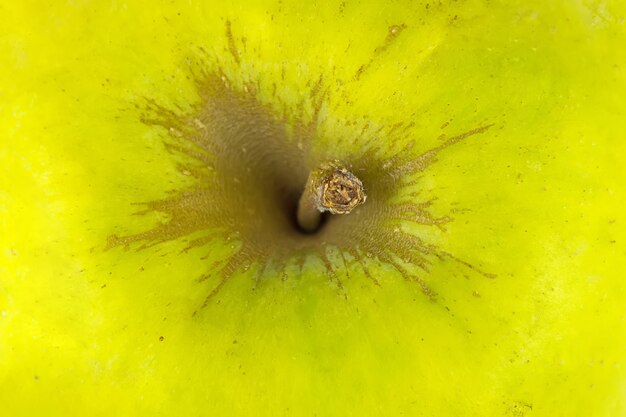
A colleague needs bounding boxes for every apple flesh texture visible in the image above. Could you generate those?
[1,0,626,416]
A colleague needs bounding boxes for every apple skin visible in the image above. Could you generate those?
[1,1,625,416]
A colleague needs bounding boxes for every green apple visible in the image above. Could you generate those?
[1,0,625,416]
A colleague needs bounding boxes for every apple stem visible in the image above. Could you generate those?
[296,161,367,233]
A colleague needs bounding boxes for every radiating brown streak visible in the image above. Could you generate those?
[354,24,407,81]
[356,254,381,287]
[339,250,352,281]
[392,124,494,178]
[197,251,249,312]
[319,248,348,299]
[225,20,241,65]
[437,251,497,279]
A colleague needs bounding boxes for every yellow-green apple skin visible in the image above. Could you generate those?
[1,0,625,416]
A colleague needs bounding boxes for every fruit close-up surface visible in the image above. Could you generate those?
[1,0,625,416]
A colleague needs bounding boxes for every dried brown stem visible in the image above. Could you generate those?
[296,161,367,233]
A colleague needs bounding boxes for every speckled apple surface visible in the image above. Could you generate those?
[1,1,625,416]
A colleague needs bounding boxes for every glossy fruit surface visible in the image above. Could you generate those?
[1,1,625,416]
